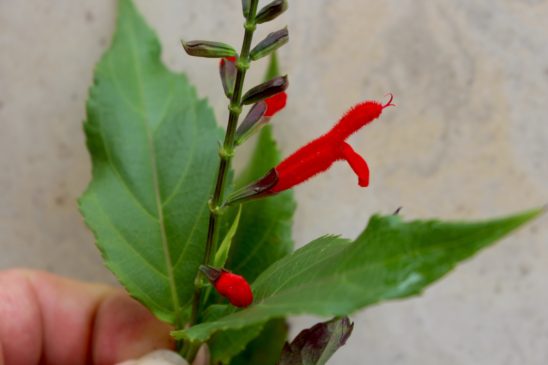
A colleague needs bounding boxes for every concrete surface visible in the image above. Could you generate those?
[1,0,547,364]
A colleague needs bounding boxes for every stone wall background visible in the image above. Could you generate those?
[1,1,547,364]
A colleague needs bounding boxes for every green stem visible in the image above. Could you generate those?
[186,0,260,347]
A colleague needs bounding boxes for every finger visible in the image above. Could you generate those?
[116,349,188,365]
[30,269,114,364]
[192,345,210,365]
[0,269,173,365]
[0,336,5,365]
[0,269,50,365]
[92,290,174,364]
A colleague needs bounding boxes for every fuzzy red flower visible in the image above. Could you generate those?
[227,95,394,203]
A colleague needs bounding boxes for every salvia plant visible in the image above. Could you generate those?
[79,0,543,364]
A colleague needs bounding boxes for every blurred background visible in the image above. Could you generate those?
[1,1,547,364]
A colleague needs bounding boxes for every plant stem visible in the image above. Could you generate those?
[188,0,260,330]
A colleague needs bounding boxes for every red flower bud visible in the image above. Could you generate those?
[199,265,253,308]
[215,272,253,308]
[264,91,287,117]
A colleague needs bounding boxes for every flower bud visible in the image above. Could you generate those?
[199,265,253,308]
[242,0,251,18]
[256,0,288,24]
[181,40,237,58]
[219,56,237,98]
[264,91,287,117]
[235,101,267,145]
[250,28,289,61]
[241,75,289,105]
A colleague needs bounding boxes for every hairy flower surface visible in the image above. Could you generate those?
[227,96,393,204]
[228,94,394,204]
[270,95,393,192]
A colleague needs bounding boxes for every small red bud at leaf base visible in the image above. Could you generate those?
[228,95,394,203]
[199,265,253,308]
[215,272,253,308]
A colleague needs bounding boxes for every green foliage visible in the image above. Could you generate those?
[201,305,264,364]
[231,319,288,365]
[214,206,242,268]
[173,208,542,341]
[79,0,221,326]
[209,323,265,364]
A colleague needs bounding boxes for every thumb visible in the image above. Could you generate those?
[115,346,209,365]
[115,350,187,365]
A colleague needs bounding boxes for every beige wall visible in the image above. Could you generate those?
[1,1,547,364]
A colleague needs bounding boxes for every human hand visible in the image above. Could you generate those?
[116,346,209,365]
[0,269,177,365]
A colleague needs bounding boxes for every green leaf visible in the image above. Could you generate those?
[210,323,265,365]
[79,0,220,326]
[230,319,288,365]
[214,206,242,268]
[278,317,353,365]
[173,208,542,340]
[264,52,280,81]
[200,305,265,365]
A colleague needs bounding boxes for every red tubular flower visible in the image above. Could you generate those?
[227,95,394,204]
[270,95,393,192]
[264,91,287,117]
[199,266,253,308]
